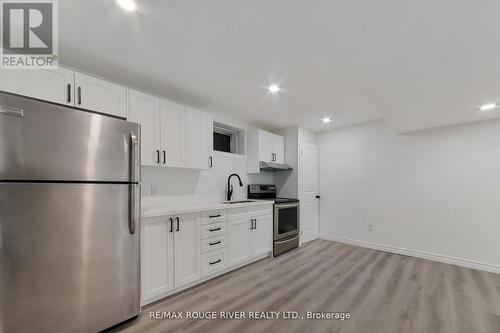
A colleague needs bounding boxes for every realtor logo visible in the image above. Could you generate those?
[1,0,58,68]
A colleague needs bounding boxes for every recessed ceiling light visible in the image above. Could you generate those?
[479,103,498,112]
[268,85,280,93]
[322,117,332,124]
[117,0,136,11]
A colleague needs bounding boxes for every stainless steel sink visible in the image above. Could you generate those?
[222,200,255,204]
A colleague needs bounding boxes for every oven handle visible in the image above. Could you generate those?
[274,234,300,245]
[274,202,300,209]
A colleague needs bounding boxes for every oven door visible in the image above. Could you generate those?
[274,203,300,240]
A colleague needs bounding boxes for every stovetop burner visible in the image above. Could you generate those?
[247,184,299,204]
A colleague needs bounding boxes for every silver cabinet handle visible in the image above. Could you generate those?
[176,217,180,231]
[169,218,174,233]
[254,218,257,230]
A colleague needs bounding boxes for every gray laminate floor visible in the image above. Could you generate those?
[110,239,500,333]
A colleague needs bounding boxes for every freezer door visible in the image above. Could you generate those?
[0,183,140,333]
[0,92,140,182]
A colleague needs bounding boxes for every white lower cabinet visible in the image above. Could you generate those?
[201,249,227,277]
[141,205,273,305]
[141,212,200,304]
[228,207,273,266]
[252,215,273,257]
[227,218,253,266]
[173,213,201,288]
[141,216,174,303]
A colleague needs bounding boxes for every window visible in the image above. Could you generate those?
[214,132,233,153]
[213,122,245,155]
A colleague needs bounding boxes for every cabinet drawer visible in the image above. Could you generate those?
[228,205,273,220]
[200,222,227,239]
[200,210,227,225]
[201,249,227,277]
[200,235,227,254]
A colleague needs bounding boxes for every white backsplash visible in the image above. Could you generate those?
[141,153,274,202]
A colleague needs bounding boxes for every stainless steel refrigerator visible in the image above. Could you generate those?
[0,91,141,333]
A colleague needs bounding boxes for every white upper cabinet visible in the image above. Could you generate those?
[0,68,74,105]
[258,130,274,163]
[160,99,186,168]
[186,108,212,169]
[128,90,161,166]
[248,128,286,172]
[273,134,285,164]
[74,72,127,118]
[257,129,285,163]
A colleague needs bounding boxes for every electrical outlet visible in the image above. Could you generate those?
[151,185,158,196]
[368,224,374,232]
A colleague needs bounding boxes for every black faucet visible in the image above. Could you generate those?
[227,173,243,201]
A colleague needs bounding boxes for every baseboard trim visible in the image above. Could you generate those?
[319,233,500,274]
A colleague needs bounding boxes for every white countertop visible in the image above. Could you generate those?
[142,197,273,218]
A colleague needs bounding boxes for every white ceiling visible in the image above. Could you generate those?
[59,0,500,132]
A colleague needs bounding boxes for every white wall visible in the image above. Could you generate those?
[142,153,273,202]
[318,119,500,270]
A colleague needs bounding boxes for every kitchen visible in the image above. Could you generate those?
[2,1,500,333]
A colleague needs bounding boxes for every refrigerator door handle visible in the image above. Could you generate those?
[129,184,138,234]
[129,132,139,235]
[130,132,139,182]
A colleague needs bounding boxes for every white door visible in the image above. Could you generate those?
[141,217,174,304]
[299,143,320,244]
[273,135,285,164]
[160,99,186,168]
[74,72,127,118]
[186,108,211,169]
[173,213,200,288]
[128,90,161,166]
[258,130,274,162]
[0,68,74,105]
[252,215,273,257]
[228,218,253,266]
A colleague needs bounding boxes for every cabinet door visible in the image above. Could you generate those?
[273,134,285,164]
[141,217,174,304]
[186,108,212,169]
[74,72,127,118]
[128,90,161,166]
[160,99,186,168]
[0,67,74,105]
[252,215,273,257]
[228,218,253,266]
[258,130,274,162]
[173,213,200,288]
